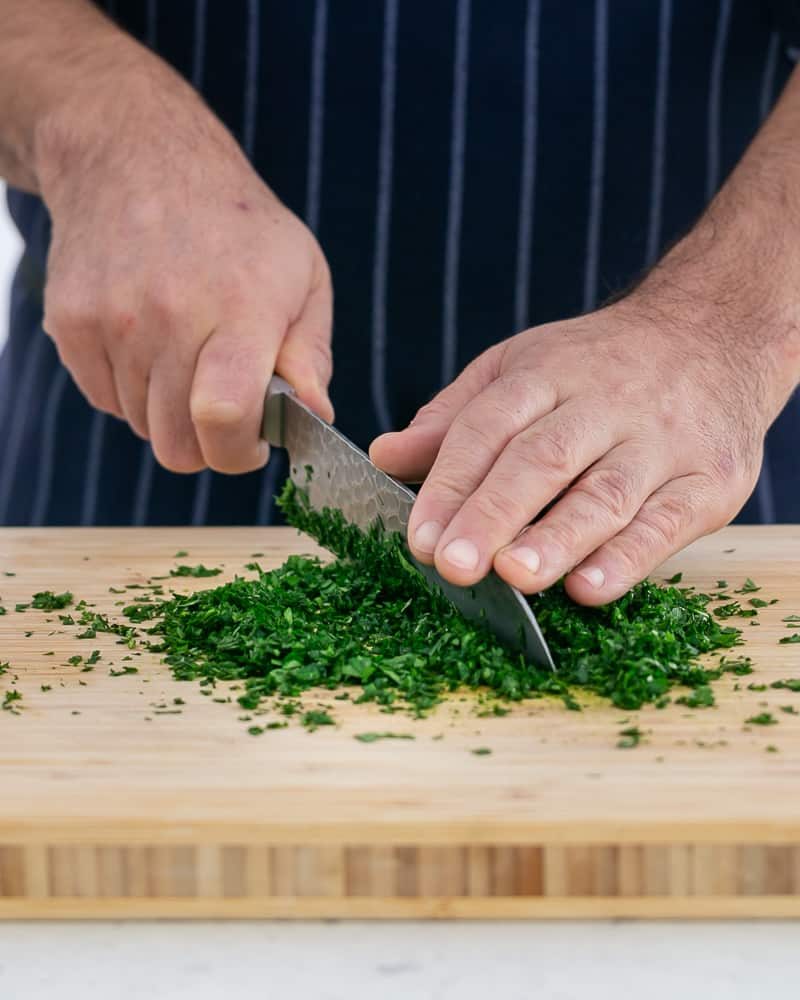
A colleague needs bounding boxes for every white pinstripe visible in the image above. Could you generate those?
[80,410,108,526]
[513,0,541,333]
[257,0,329,527]
[74,0,121,525]
[146,0,157,47]
[645,0,672,268]
[30,367,69,526]
[306,0,329,235]
[706,0,732,201]
[256,453,283,526]
[370,0,400,435]
[0,330,50,522]
[189,0,213,527]
[242,0,260,161]
[583,0,608,313]
[754,30,781,525]
[759,31,780,122]
[192,0,208,91]
[132,443,155,526]
[440,0,471,386]
[130,0,161,524]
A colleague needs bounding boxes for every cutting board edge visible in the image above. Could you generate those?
[4,819,800,845]
[1,896,800,921]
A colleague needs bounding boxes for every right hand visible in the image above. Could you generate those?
[37,50,333,474]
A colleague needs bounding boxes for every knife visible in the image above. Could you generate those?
[262,376,555,671]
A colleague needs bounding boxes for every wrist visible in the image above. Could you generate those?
[630,187,800,424]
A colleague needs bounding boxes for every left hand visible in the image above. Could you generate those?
[370,291,782,606]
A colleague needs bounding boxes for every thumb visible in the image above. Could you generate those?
[274,260,334,423]
[369,345,502,482]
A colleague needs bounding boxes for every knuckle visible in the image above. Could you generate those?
[413,396,452,426]
[470,486,528,527]
[284,337,332,385]
[512,427,574,480]
[536,515,582,558]
[635,492,687,550]
[44,289,94,338]
[573,466,634,523]
[190,396,245,428]
[422,464,472,509]
[146,278,187,325]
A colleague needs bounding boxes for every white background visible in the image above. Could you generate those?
[0,187,797,998]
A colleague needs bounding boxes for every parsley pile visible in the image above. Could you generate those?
[121,480,745,719]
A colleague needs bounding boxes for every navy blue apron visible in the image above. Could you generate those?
[1,0,797,525]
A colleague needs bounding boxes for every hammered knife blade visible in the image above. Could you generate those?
[262,376,555,670]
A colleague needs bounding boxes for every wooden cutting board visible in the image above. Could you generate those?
[0,525,799,920]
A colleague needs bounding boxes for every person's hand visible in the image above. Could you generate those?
[370,277,793,606]
[37,48,333,474]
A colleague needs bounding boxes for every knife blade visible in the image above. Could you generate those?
[262,376,555,671]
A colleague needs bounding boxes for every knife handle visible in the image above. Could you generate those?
[262,375,295,447]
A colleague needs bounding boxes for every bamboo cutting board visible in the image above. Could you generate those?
[1,525,800,920]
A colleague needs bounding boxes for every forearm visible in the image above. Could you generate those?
[0,0,183,193]
[636,65,800,416]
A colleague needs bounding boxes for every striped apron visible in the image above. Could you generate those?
[1,0,797,526]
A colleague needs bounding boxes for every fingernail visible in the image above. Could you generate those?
[414,520,443,553]
[506,546,541,575]
[442,538,480,572]
[575,565,605,589]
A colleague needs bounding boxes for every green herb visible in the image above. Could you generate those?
[745,712,777,726]
[617,726,644,748]
[14,604,28,612]
[665,572,683,584]
[748,598,770,608]
[771,679,800,692]
[716,580,728,589]
[675,685,715,709]
[779,634,800,644]
[718,655,754,676]
[0,662,8,676]
[780,705,799,715]
[0,606,6,616]
[2,690,22,713]
[354,732,415,743]
[737,578,760,594]
[174,550,189,558]
[109,665,138,677]
[86,650,101,665]
[302,709,335,730]
[471,747,492,756]
[170,564,222,578]
[782,615,800,623]
[713,602,753,619]
[766,745,779,753]
[40,685,51,692]
[111,480,747,725]
[30,591,73,611]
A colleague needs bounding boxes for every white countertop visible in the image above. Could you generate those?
[0,921,796,999]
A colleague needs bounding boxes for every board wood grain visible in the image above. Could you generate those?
[1,525,799,919]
